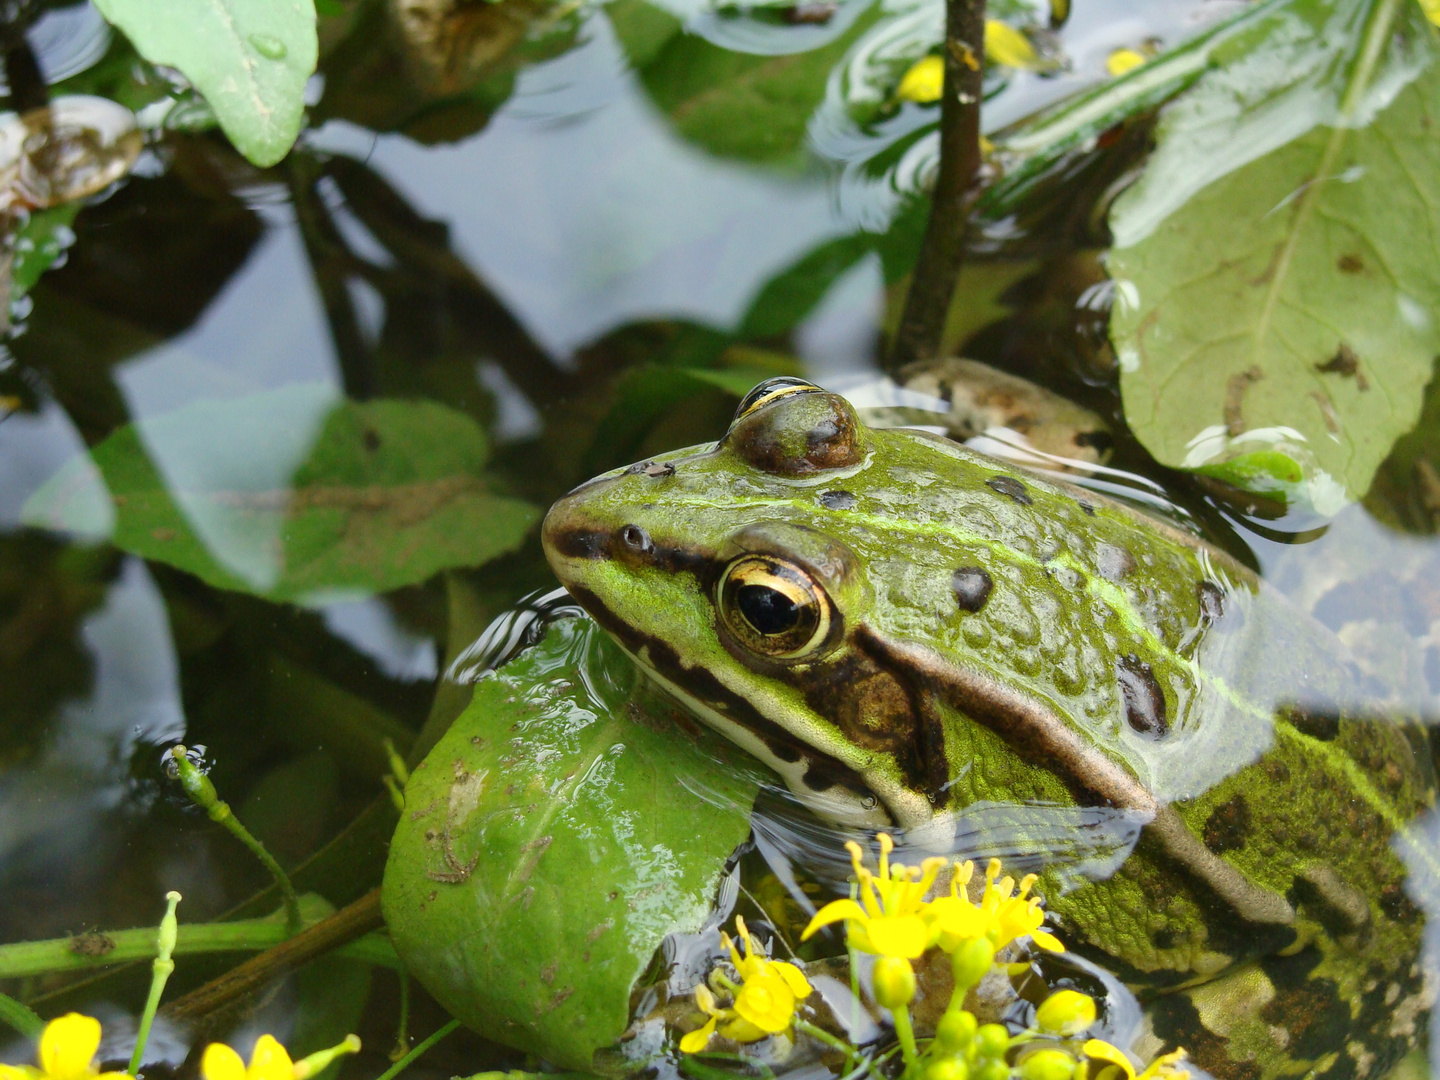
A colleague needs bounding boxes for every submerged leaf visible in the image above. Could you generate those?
[382,616,765,1070]
[1109,0,1440,506]
[22,385,537,603]
[91,0,316,167]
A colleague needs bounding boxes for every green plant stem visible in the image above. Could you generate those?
[373,1019,460,1080]
[891,1005,919,1074]
[391,971,412,1062]
[0,990,42,1038]
[128,892,181,1076]
[171,746,303,934]
[0,904,398,980]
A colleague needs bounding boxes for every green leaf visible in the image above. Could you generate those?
[382,616,766,1071]
[609,0,877,165]
[21,385,538,603]
[12,204,81,300]
[1108,0,1440,507]
[91,0,317,167]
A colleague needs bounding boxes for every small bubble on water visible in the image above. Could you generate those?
[249,33,287,59]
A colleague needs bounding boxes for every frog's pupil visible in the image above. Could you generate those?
[738,584,799,635]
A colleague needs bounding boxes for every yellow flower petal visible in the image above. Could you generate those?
[246,1036,294,1080]
[1106,48,1146,76]
[1083,1039,1138,1080]
[898,56,945,103]
[801,898,868,940]
[201,1045,246,1080]
[0,1066,40,1080]
[1420,0,1440,26]
[1030,928,1065,953]
[735,977,793,1034]
[863,913,930,959]
[773,961,812,999]
[985,20,1038,70]
[40,1015,101,1080]
[679,1016,718,1054]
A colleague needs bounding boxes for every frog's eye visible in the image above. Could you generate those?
[718,554,834,659]
[732,377,825,425]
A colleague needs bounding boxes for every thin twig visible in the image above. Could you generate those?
[158,888,384,1025]
[888,0,987,369]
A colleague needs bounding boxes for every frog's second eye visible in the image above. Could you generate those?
[718,555,834,659]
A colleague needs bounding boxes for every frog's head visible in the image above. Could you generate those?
[542,378,935,826]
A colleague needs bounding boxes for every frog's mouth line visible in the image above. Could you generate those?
[563,581,893,829]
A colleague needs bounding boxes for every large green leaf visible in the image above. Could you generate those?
[1108,0,1440,507]
[91,0,316,167]
[22,385,537,603]
[382,616,765,1072]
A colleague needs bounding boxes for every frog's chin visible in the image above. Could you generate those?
[615,640,896,831]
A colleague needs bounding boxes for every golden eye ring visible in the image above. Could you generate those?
[717,554,834,659]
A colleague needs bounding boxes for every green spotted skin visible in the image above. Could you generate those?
[541,382,1436,1080]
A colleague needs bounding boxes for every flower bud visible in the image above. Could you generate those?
[974,1023,1010,1062]
[1018,1049,1078,1080]
[950,937,996,990]
[872,955,916,1009]
[937,1010,979,1054]
[924,1057,970,1080]
[974,1059,1010,1080]
[1034,990,1097,1037]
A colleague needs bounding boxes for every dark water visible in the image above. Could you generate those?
[2,0,1439,1076]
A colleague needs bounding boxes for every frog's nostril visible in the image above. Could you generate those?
[620,525,653,554]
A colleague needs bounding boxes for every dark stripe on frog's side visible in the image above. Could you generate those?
[563,580,878,804]
[854,626,1297,930]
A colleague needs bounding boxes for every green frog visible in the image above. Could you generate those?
[541,377,1437,1080]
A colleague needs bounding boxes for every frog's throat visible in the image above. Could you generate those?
[612,640,902,830]
[858,628,1297,930]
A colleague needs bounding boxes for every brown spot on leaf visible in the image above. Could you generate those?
[69,931,115,958]
[1337,254,1363,274]
[586,918,614,943]
[1317,343,1369,390]
[1224,367,1263,436]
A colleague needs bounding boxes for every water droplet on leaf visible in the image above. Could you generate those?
[249,33,287,60]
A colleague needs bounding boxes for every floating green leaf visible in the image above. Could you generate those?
[22,385,537,603]
[1108,0,1440,507]
[382,616,765,1071]
[91,0,316,167]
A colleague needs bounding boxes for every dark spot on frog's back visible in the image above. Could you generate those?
[819,489,857,510]
[1283,704,1339,742]
[1196,580,1226,622]
[1203,794,1251,853]
[1116,653,1167,736]
[551,528,609,560]
[951,567,993,613]
[985,475,1032,505]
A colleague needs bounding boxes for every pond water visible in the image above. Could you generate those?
[2,0,1440,1078]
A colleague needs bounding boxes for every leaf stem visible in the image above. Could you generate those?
[372,1019,460,1080]
[891,1004,919,1075]
[0,991,42,1038]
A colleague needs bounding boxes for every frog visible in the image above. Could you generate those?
[540,376,1438,1080]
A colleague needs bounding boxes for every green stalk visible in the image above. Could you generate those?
[0,990,42,1038]
[890,1005,919,1075]
[0,903,399,980]
[373,1019,460,1080]
[170,746,302,934]
[128,892,181,1076]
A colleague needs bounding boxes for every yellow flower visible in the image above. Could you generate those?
[801,834,946,959]
[985,20,1040,70]
[1105,48,1146,76]
[201,1037,296,1080]
[1083,1041,1189,1080]
[1420,0,1440,27]
[928,858,1064,955]
[898,56,945,103]
[0,1014,127,1080]
[200,1035,360,1080]
[679,917,812,1053]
